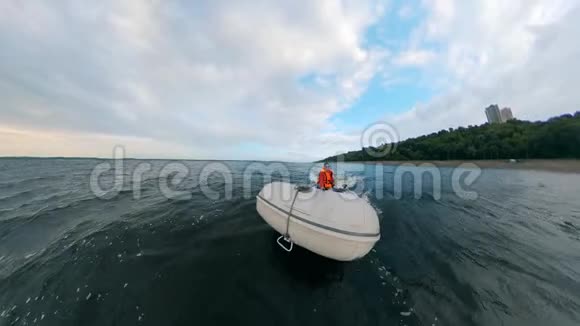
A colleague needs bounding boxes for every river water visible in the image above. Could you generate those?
[0,158,579,326]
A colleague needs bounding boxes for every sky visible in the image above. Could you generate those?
[1,0,579,161]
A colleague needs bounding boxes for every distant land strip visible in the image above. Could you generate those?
[321,112,580,170]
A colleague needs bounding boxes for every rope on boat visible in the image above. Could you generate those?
[276,184,312,252]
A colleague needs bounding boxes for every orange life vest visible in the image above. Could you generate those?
[318,168,334,190]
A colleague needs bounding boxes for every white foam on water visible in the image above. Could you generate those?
[308,167,319,184]
[124,283,128,288]
[335,175,360,189]
[372,203,383,216]
[400,311,411,317]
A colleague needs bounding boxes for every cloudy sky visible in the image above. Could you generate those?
[1,0,579,161]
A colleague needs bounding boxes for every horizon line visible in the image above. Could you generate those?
[0,155,315,164]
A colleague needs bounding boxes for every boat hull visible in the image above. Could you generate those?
[256,182,380,261]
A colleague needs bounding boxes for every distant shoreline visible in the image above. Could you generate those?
[360,159,580,174]
[2,156,579,173]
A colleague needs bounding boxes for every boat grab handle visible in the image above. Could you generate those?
[276,235,294,252]
[276,185,311,253]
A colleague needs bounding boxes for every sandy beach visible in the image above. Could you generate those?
[363,159,580,174]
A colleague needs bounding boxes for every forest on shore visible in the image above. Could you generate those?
[321,111,580,162]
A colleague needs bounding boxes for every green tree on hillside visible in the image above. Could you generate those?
[320,112,580,162]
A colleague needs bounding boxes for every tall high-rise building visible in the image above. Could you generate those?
[485,105,502,124]
[501,107,514,122]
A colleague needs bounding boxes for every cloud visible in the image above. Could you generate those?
[0,0,385,161]
[0,127,191,159]
[2,0,579,162]
[384,0,580,140]
[394,49,437,66]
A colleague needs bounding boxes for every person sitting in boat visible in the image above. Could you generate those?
[318,162,335,190]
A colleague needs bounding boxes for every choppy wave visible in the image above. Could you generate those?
[0,158,579,326]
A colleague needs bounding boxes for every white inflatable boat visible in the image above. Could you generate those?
[256,182,380,261]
